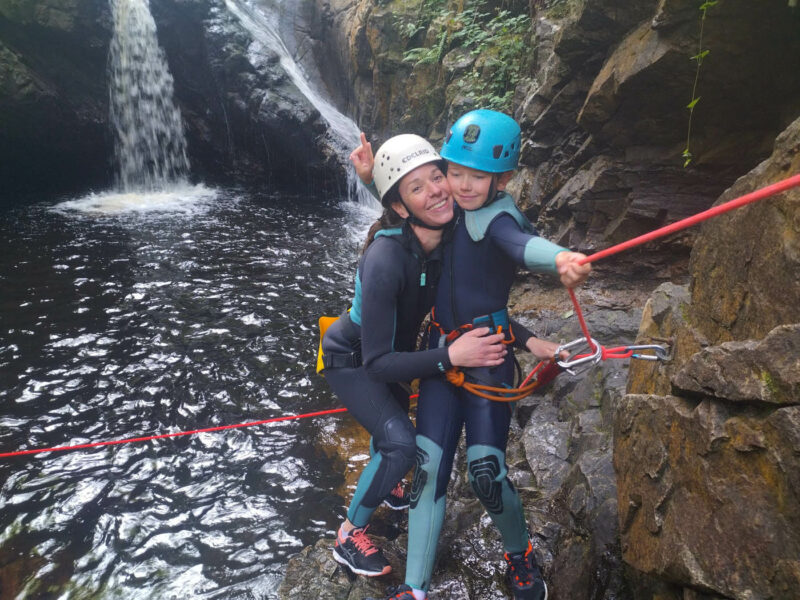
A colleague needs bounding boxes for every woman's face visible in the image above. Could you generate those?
[394,162,454,227]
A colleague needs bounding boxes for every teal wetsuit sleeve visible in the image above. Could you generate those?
[364,180,380,200]
[359,240,453,382]
[488,214,566,274]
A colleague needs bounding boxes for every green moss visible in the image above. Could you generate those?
[397,0,531,111]
[760,370,782,402]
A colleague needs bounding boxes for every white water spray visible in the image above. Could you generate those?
[223,0,379,209]
[108,0,190,191]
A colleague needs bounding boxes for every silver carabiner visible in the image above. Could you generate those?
[556,337,603,376]
[626,344,671,361]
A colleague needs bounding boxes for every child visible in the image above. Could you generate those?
[374,110,590,600]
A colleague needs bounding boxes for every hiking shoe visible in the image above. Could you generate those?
[382,481,410,510]
[332,525,391,577]
[504,540,548,600]
[365,584,419,600]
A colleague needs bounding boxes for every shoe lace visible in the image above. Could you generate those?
[350,526,379,556]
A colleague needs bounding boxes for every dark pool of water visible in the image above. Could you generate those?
[0,187,377,599]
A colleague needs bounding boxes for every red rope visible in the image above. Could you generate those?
[565,173,800,357]
[0,408,348,459]
[578,173,800,266]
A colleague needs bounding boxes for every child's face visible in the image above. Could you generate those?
[395,162,454,227]
[446,163,494,211]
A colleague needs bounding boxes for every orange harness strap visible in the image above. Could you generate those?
[444,360,561,403]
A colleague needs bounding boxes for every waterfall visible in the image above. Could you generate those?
[223,0,379,208]
[108,0,190,191]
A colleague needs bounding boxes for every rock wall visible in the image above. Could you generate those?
[618,117,800,599]
[0,0,345,204]
[311,0,800,264]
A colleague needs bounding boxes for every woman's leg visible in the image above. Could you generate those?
[405,376,464,592]
[325,366,415,526]
[324,367,415,576]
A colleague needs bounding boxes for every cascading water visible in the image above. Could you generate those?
[108,0,190,191]
[223,0,379,209]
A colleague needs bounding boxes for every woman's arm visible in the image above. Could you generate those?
[359,241,506,382]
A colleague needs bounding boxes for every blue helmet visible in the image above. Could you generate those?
[440,109,521,173]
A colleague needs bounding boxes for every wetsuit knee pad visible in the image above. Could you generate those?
[410,434,445,509]
[379,414,417,468]
[467,445,510,515]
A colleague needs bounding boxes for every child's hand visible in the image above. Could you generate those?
[349,132,374,185]
[555,251,591,288]
[448,327,507,368]
[525,337,568,361]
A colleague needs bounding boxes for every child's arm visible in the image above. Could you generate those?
[489,214,591,288]
[555,251,591,288]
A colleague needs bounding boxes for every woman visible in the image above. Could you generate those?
[320,133,509,577]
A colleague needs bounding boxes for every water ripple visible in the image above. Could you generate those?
[0,189,379,598]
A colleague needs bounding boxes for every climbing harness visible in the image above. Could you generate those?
[3,174,798,458]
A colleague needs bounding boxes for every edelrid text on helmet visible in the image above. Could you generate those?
[373,134,442,201]
[441,109,521,173]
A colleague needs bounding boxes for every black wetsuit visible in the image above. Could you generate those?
[321,224,451,526]
[407,199,566,591]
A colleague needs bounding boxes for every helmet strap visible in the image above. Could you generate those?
[472,176,500,211]
[400,199,448,230]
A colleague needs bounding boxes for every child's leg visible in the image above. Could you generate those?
[405,377,464,591]
[324,368,415,527]
[464,392,528,554]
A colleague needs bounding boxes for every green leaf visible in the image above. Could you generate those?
[690,49,710,61]
[687,97,701,109]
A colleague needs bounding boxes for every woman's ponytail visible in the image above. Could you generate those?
[362,200,404,254]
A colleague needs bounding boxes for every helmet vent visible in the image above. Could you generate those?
[492,145,503,159]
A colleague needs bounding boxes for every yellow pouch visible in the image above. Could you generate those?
[316,315,339,373]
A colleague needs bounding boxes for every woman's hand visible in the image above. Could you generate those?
[555,251,592,289]
[526,337,568,361]
[349,132,375,185]
[447,327,507,368]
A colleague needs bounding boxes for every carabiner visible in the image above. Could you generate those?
[626,344,671,361]
[556,337,603,375]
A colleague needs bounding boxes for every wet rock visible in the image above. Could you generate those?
[615,394,800,598]
[672,324,800,404]
[688,116,800,345]
[619,117,800,598]
[277,536,406,600]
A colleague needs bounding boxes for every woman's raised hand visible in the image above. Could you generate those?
[447,327,507,368]
[349,132,375,185]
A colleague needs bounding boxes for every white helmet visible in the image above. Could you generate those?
[373,134,442,201]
